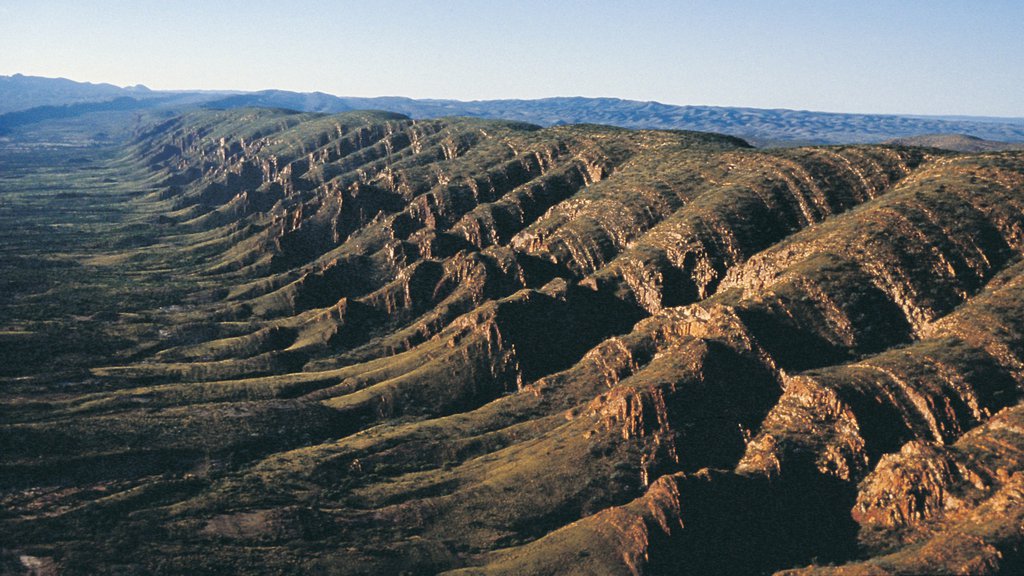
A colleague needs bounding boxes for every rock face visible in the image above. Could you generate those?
[2,108,1024,575]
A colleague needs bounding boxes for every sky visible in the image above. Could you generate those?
[1,0,1021,117]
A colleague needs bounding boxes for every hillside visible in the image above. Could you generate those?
[3,109,1024,574]
[885,133,1024,152]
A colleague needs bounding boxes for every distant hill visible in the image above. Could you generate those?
[885,133,1024,152]
[0,73,152,114]
[3,74,1024,146]
[201,90,354,114]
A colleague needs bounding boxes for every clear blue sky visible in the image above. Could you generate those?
[1,0,1021,116]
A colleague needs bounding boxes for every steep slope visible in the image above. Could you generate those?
[2,108,1024,575]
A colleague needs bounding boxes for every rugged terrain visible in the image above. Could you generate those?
[3,108,1024,575]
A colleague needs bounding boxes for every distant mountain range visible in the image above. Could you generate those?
[0,73,153,113]
[2,73,1023,146]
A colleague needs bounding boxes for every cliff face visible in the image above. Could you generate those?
[3,108,1024,575]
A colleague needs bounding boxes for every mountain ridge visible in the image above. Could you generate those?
[3,74,1023,146]
[3,108,1024,574]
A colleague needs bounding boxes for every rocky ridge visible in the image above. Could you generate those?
[2,108,1024,574]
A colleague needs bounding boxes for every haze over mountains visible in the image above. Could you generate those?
[3,74,1024,148]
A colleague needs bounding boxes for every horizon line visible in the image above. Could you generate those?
[3,72,1023,122]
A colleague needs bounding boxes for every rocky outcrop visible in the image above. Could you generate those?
[585,147,928,312]
[783,405,1024,575]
